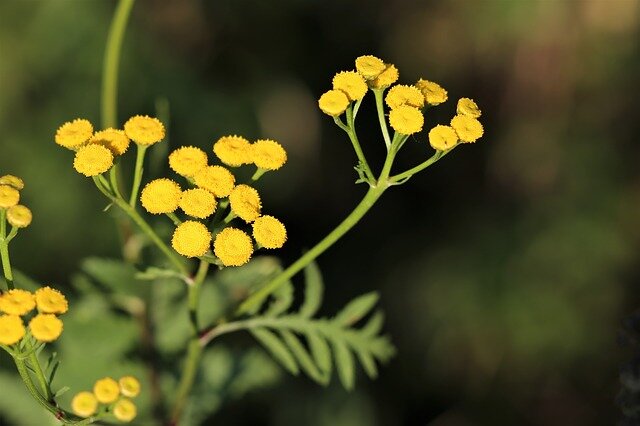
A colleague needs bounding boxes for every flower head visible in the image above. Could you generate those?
[213,136,252,167]
[252,215,287,249]
[7,205,32,228]
[332,71,368,101]
[457,98,481,118]
[355,55,386,80]
[89,128,130,156]
[388,105,424,135]
[0,175,24,190]
[73,145,114,177]
[0,315,25,345]
[140,179,182,214]
[370,64,399,89]
[71,392,98,418]
[124,115,165,145]
[169,146,208,177]
[415,79,448,105]
[229,184,261,222]
[428,125,458,151]
[251,139,287,171]
[119,376,141,398]
[385,85,425,109]
[35,286,68,314]
[113,398,137,422]
[0,289,35,316]
[318,90,350,117]
[93,377,120,404]
[179,188,217,219]
[194,166,235,198]
[29,313,63,342]
[450,115,484,143]
[55,119,93,149]
[0,185,20,208]
[171,221,212,258]
[213,227,254,267]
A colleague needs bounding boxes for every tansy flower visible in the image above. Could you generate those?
[0,289,35,316]
[171,221,212,258]
[318,90,350,117]
[332,71,368,102]
[370,64,399,89]
[229,184,261,222]
[179,188,217,219]
[119,376,141,398]
[0,185,20,208]
[389,105,424,135]
[355,55,386,80]
[113,398,137,422]
[35,286,68,314]
[29,314,63,342]
[71,392,98,418]
[0,315,25,345]
[7,205,32,228]
[415,79,448,105]
[213,227,254,267]
[213,136,252,167]
[385,85,425,109]
[169,146,208,177]
[124,115,165,145]
[251,139,287,171]
[194,165,235,198]
[140,179,182,214]
[93,377,120,404]
[252,215,287,249]
[0,175,24,190]
[428,125,458,151]
[457,98,481,118]
[73,145,114,177]
[55,119,93,149]
[89,128,130,156]
[451,115,484,143]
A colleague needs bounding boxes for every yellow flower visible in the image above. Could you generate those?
[213,136,252,167]
[428,125,458,151]
[0,289,35,316]
[73,145,114,177]
[332,71,368,101]
[355,55,386,80]
[71,392,98,418]
[93,377,120,404]
[415,79,448,105]
[140,179,182,214]
[229,185,261,222]
[370,64,399,89]
[169,146,208,177]
[113,398,137,423]
[179,188,217,219]
[388,105,424,135]
[7,205,32,228]
[194,165,235,198]
[385,85,425,109]
[0,185,20,208]
[251,139,287,171]
[252,215,287,249]
[119,376,141,398]
[450,115,484,143]
[55,119,93,149]
[171,221,212,258]
[124,115,165,145]
[213,227,254,267]
[457,98,481,118]
[0,175,24,190]
[35,286,68,314]
[89,128,130,156]
[318,90,350,117]
[0,315,25,345]
[29,313,63,342]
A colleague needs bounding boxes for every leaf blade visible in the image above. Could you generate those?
[250,328,299,375]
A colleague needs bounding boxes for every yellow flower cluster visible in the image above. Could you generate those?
[0,174,32,228]
[71,375,140,422]
[428,98,484,149]
[0,287,68,345]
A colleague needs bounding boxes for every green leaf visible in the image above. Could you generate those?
[135,266,185,281]
[334,292,379,326]
[264,281,294,317]
[250,328,299,375]
[356,349,378,379]
[81,257,142,296]
[361,311,385,337]
[306,330,332,376]
[332,338,355,390]
[280,330,327,385]
[54,386,70,398]
[299,261,323,318]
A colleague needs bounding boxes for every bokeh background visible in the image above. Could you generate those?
[1,0,640,425]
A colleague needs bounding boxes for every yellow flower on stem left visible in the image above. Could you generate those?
[0,315,25,345]
[29,313,63,342]
[73,145,114,177]
[0,289,35,316]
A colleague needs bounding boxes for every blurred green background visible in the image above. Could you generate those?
[1,0,640,425]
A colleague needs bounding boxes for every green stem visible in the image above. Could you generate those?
[345,105,375,183]
[0,209,14,290]
[109,165,123,199]
[28,348,52,402]
[129,144,148,207]
[389,149,449,183]
[373,89,391,149]
[187,261,210,333]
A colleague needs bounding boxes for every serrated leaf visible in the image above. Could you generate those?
[361,311,385,337]
[306,330,332,376]
[264,281,294,317]
[334,292,379,326]
[250,328,299,375]
[356,349,378,379]
[332,338,355,390]
[299,261,323,318]
[280,330,327,385]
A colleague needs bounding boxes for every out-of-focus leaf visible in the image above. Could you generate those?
[250,328,299,375]
[299,261,323,318]
[334,292,379,326]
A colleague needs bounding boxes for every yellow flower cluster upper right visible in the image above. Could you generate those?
[71,375,141,422]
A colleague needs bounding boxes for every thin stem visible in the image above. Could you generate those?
[0,209,14,290]
[389,149,449,183]
[373,89,391,149]
[187,260,210,333]
[129,144,148,207]
[345,105,375,183]
[28,348,53,402]
[109,165,123,199]
[166,212,182,226]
